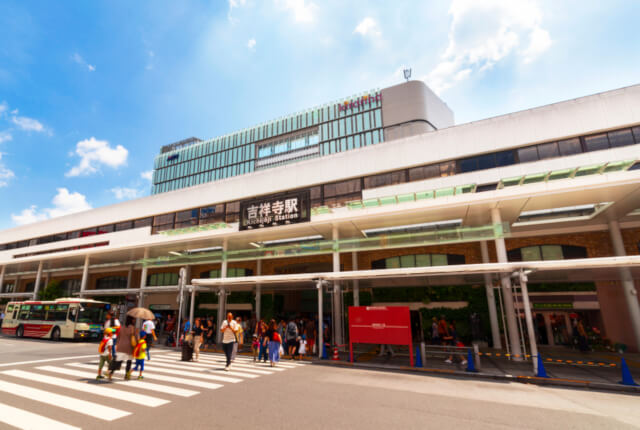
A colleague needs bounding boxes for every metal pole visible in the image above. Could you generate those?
[0,265,5,294]
[317,280,323,359]
[79,255,90,298]
[608,220,640,350]
[517,271,538,375]
[332,226,343,347]
[480,241,502,349]
[176,267,186,348]
[32,261,43,300]
[189,286,196,330]
[217,288,226,344]
[491,208,523,360]
[352,251,360,307]
[138,249,149,308]
[256,259,262,324]
[496,285,511,358]
[513,283,528,358]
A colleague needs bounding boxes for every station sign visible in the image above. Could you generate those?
[338,92,381,112]
[239,190,310,230]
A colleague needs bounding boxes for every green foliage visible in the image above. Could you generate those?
[38,280,63,301]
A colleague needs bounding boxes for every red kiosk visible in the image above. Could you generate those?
[348,306,413,366]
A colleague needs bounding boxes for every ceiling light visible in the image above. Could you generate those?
[362,219,463,237]
[261,235,323,246]
[168,251,183,257]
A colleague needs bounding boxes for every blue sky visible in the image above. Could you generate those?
[0,0,639,230]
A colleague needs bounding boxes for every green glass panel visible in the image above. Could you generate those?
[415,191,434,200]
[602,160,635,173]
[397,193,415,203]
[415,254,430,267]
[455,184,476,194]
[541,245,563,260]
[522,172,548,184]
[435,187,454,198]
[400,255,415,268]
[431,254,448,266]
[363,198,380,208]
[574,163,604,177]
[379,196,397,205]
[501,176,523,187]
[521,246,542,261]
[347,201,364,209]
[386,257,400,268]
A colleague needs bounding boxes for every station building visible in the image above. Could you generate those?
[1,80,640,355]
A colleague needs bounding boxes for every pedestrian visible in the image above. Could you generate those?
[258,320,269,363]
[204,319,215,350]
[220,312,239,371]
[431,317,440,344]
[104,311,121,359]
[266,319,282,367]
[298,335,307,359]
[132,331,148,380]
[438,315,449,345]
[115,316,137,381]
[97,328,114,380]
[252,334,260,362]
[576,318,589,352]
[234,316,244,359]
[286,318,299,357]
[142,317,157,360]
[192,317,204,362]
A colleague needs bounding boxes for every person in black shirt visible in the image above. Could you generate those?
[192,318,204,362]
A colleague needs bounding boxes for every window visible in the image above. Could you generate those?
[115,221,133,231]
[54,304,69,321]
[18,305,30,320]
[439,161,456,177]
[200,204,225,224]
[134,218,152,228]
[153,213,174,226]
[175,209,199,228]
[96,276,127,290]
[363,171,406,189]
[608,129,635,148]
[323,178,361,198]
[584,133,609,152]
[372,253,465,269]
[537,142,559,160]
[97,224,114,234]
[28,305,45,321]
[517,146,538,163]
[558,138,582,156]
[495,150,516,167]
[409,165,440,181]
[147,272,179,286]
[226,201,240,223]
[508,245,587,261]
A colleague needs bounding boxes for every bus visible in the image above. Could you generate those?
[0,298,111,341]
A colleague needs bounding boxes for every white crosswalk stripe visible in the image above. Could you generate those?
[0,352,306,429]
[0,402,82,430]
[37,366,200,397]
[2,369,169,407]
[0,379,130,421]
[67,363,224,390]
[151,357,278,374]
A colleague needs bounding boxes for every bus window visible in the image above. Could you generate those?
[18,305,30,320]
[29,305,45,320]
[55,304,69,321]
[76,303,107,324]
[12,305,19,320]
[44,305,56,321]
[69,307,78,322]
[6,304,13,314]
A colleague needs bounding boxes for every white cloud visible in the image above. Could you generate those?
[0,101,7,115]
[425,0,552,94]
[0,153,14,188]
[111,187,141,200]
[277,0,317,22]
[140,170,153,181]
[247,38,256,49]
[0,131,12,144]
[66,137,128,177]
[11,115,45,132]
[354,17,381,37]
[72,52,96,72]
[228,0,247,21]
[11,188,92,225]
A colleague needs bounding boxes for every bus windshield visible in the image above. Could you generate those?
[76,302,109,324]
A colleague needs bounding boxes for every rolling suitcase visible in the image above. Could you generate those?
[181,340,194,361]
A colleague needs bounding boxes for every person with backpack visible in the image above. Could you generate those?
[96,328,114,380]
[286,318,299,358]
[266,319,282,367]
[115,316,137,380]
[132,331,148,380]
[104,311,121,359]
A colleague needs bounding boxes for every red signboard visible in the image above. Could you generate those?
[348,306,413,366]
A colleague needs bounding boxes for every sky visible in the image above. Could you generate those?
[0,0,639,231]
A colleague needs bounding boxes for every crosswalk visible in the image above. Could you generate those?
[0,350,307,430]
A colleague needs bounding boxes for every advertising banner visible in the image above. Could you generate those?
[239,190,310,230]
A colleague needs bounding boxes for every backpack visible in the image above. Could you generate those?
[287,322,297,337]
[98,338,109,354]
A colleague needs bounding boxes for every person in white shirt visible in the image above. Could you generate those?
[142,318,157,360]
[97,328,114,380]
[104,312,121,359]
[219,312,239,371]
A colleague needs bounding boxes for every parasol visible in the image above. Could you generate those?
[126,307,155,320]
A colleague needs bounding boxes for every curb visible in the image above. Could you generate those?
[312,360,640,395]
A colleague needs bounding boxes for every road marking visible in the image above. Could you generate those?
[178,355,293,370]
[200,352,308,366]
[0,378,130,421]
[67,363,224,390]
[152,357,276,374]
[0,355,95,368]
[163,352,302,368]
[0,401,82,430]
[2,370,169,407]
[146,358,260,379]
[37,366,199,397]
[85,361,244,384]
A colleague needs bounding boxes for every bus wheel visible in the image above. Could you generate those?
[51,327,61,341]
[16,325,24,338]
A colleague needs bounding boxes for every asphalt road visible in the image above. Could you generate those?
[0,335,638,430]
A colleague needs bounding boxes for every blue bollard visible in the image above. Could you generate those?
[465,349,478,372]
[619,358,638,386]
[322,343,328,360]
[414,345,423,368]
[536,354,549,378]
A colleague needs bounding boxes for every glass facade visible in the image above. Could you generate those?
[151,90,383,194]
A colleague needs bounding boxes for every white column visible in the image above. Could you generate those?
[138,249,149,308]
[317,280,324,358]
[608,220,640,350]
[332,226,343,347]
[126,265,134,289]
[217,239,229,343]
[32,261,44,300]
[0,266,5,294]
[543,313,555,346]
[256,259,262,323]
[517,271,539,374]
[44,271,50,290]
[564,313,572,342]
[491,208,523,360]
[352,251,360,307]
[480,241,502,349]
[79,255,90,298]
[189,286,196,329]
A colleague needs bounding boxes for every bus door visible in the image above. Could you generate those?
[1,304,18,334]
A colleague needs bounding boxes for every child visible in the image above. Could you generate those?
[252,334,260,362]
[132,331,147,380]
[298,335,307,359]
[97,328,113,380]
